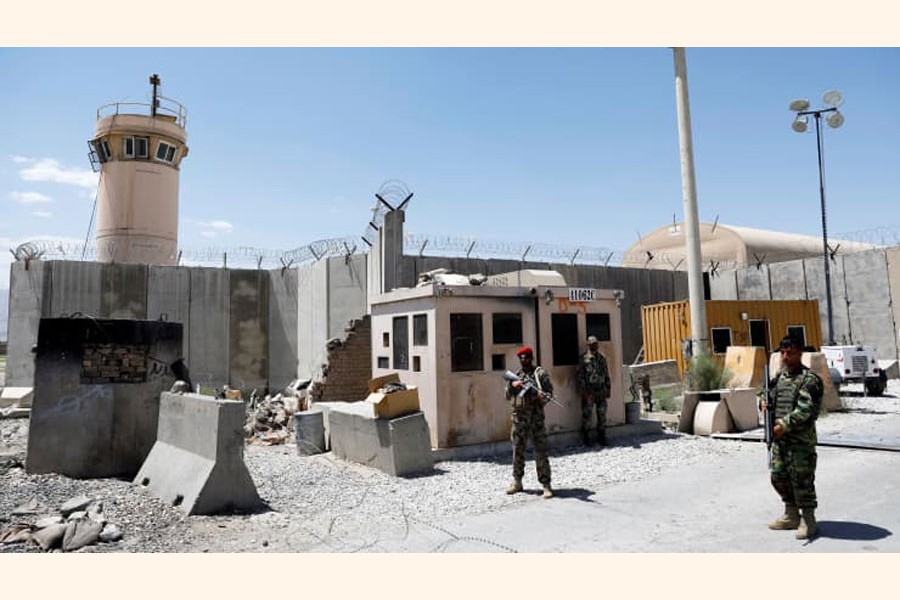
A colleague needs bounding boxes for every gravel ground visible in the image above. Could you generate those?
[2,380,898,553]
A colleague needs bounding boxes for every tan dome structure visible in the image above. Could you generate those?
[622,222,876,270]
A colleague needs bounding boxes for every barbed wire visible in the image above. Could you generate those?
[10,210,900,272]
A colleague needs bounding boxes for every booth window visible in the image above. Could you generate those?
[377,356,389,369]
[492,313,523,344]
[413,314,428,346]
[450,313,483,372]
[586,313,611,341]
[711,327,733,354]
[787,325,807,348]
[551,313,579,366]
[393,316,409,370]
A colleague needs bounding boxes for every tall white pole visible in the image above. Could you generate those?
[673,47,708,357]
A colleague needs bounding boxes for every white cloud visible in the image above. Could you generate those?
[207,220,234,232]
[9,191,52,204]
[17,157,98,190]
[32,211,53,218]
[195,220,234,238]
[10,155,29,164]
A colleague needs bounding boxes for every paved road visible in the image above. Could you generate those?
[371,437,900,552]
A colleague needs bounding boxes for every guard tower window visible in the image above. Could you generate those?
[123,136,149,159]
[450,313,484,372]
[135,137,149,158]
[93,139,111,162]
[711,327,733,355]
[155,141,178,164]
[492,313,523,344]
[586,313,611,342]
[551,313,579,366]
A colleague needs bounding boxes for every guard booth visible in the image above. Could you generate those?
[369,270,625,449]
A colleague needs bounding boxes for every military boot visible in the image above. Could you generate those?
[542,484,554,499]
[596,429,607,447]
[581,430,593,446]
[505,479,523,495]
[796,509,818,540]
[767,503,801,530]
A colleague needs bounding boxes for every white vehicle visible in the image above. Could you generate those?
[821,345,887,396]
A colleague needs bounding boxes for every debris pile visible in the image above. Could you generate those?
[0,494,124,552]
[243,380,310,446]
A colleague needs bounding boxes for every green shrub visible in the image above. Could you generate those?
[685,353,733,392]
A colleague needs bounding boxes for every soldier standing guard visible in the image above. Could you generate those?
[760,335,824,540]
[576,336,611,446]
[505,346,554,499]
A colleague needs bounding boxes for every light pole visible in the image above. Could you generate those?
[789,90,845,346]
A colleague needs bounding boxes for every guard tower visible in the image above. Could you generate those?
[88,74,188,265]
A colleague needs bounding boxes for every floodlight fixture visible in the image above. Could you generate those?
[789,98,811,112]
[823,89,844,107]
[792,116,809,133]
[786,90,846,346]
[826,110,845,129]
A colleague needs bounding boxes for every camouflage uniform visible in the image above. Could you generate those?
[507,366,553,485]
[769,365,823,509]
[576,350,611,440]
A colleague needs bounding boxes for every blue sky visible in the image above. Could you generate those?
[1,47,899,287]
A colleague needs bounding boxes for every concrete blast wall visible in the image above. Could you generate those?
[6,261,300,392]
[713,248,900,360]
[26,318,182,478]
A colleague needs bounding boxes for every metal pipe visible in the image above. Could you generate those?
[814,112,835,345]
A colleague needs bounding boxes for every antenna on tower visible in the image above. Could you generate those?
[150,73,161,117]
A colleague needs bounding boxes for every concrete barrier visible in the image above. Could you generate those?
[768,351,840,412]
[327,402,433,477]
[692,400,734,435]
[0,387,33,408]
[294,409,326,455]
[724,346,766,388]
[134,392,261,515]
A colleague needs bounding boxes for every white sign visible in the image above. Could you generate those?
[568,288,596,302]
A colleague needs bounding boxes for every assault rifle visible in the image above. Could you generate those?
[503,370,564,408]
[763,363,776,467]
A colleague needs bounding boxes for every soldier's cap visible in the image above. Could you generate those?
[516,346,534,358]
[779,335,804,350]
[587,335,599,345]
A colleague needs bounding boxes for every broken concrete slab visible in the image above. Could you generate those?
[134,392,262,515]
[12,497,47,516]
[59,495,93,517]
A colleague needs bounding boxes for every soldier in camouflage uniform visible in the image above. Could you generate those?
[576,336,611,446]
[506,346,554,499]
[760,335,824,540]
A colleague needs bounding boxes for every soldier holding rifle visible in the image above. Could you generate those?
[505,346,555,499]
[759,335,824,540]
